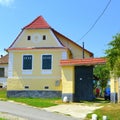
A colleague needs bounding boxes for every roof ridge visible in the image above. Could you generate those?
[23,16,51,29]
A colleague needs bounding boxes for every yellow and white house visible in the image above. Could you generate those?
[0,55,8,88]
[6,16,105,101]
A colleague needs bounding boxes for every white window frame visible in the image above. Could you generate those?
[41,54,53,74]
[22,54,33,74]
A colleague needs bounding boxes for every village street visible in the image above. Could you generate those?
[0,100,102,120]
[0,101,80,120]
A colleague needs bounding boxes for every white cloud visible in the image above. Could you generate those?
[0,0,14,7]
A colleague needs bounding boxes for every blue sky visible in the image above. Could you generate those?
[0,0,119,57]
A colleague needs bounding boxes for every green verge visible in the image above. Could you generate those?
[9,97,61,108]
[86,103,120,120]
[0,89,61,108]
[0,89,7,100]
[0,118,7,120]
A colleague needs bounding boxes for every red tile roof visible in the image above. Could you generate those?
[0,54,8,64]
[23,16,51,29]
[60,58,106,66]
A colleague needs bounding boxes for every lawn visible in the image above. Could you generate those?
[9,97,61,108]
[0,118,7,120]
[0,89,61,108]
[86,100,120,120]
[0,89,7,99]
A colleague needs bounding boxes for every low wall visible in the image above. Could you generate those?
[7,90,62,98]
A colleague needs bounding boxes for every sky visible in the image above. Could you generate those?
[0,0,120,57]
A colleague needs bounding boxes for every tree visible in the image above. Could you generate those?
[105,33,120,77]
[94,64,110,93]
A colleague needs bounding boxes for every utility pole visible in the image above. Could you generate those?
[82,42,84,59]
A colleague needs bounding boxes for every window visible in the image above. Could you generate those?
[42,55,52,70]
[23,55,32,70]
[0,68,4,77]
[43,35,46,40]
[27,36,31,40]
[24,86,29,89]
[44,86,49,89]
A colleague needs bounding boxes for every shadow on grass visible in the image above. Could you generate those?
[79,97,110,104]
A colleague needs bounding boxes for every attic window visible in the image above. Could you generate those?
[43,35,46,40]
[27,36,31,40]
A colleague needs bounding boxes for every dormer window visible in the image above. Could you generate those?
[43,35,46,40]
[27,36,31,40]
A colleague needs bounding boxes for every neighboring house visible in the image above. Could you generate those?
[6,16,105,101]
[0,54,8,88]
[110,74,120,103]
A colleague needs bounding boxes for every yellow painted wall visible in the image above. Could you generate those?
[54,32,92,58]
[110,76,119,94]
[13,29,62,48]
[61,66,74,94]
[7,78,62,90]
[7,49,68,91]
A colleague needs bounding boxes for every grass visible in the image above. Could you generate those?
[9,97,61,108]
[86,99,120,120]
[0,118,7,120]
[0,89,61,108]
[0,89,7,100]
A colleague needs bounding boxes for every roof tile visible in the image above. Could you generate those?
[60,58,106,66]
[23,16,51,29]
[0,54,8,64]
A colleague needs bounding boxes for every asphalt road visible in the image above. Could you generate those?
[0,101,80,120]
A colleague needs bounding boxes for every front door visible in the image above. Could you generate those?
[74,66,94,102]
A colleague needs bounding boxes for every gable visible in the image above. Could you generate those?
[10,29,64,48]
[7,16,93,59]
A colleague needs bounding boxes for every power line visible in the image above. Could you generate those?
[77,0,112,42]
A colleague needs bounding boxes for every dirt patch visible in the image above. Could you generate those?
[44,103,102,119]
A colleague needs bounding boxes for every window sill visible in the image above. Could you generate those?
[42,70,52,74]
[22,70,32,74]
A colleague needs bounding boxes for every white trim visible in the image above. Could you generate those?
[42,70,52,74]
[41,54,53,74]
[22,54,33,74]
[8,76,60,79]
[22,70,32,75]
[11,31,25,48]
[8,53,13,78]
[62,52,67,59]
[49,29,63,47]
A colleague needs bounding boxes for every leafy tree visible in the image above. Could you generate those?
[105,33,120,77]
[94,64,110,92]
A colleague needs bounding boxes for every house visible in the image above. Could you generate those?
[110,73,120,103]
[6,16,106,101]
[0,54,8,88]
